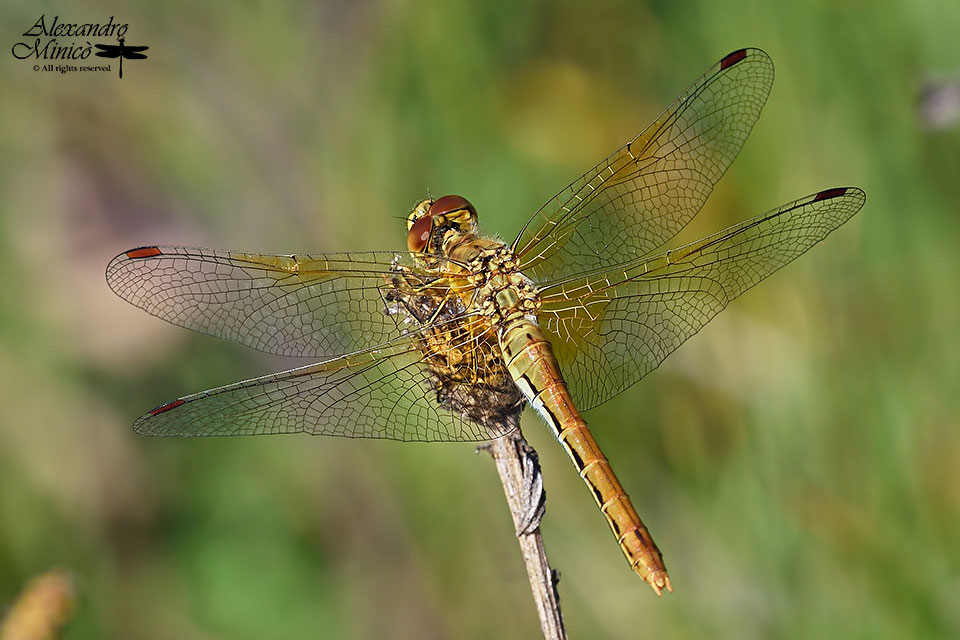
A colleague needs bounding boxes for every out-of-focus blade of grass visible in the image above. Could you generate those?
[0,570,76,640]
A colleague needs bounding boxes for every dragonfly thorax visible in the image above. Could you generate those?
[468,247,540,326]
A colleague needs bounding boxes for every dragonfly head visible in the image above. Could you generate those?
[406,195,477,254]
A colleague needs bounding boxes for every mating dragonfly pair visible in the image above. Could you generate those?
[107,48,864,595]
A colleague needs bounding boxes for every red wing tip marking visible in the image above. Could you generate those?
[720,48,748,70]
[150,398,185,415]
[125,246,163,259]
[813,187,849,202]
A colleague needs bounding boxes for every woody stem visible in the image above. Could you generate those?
[481,430,566,640]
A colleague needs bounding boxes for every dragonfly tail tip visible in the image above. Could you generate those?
[645,571,672,596]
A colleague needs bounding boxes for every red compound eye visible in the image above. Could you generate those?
[428,194,475,217]
[407,214,433,252]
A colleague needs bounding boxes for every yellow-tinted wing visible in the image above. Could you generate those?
[106,246,467,358]
[132,318,514,442]
[512,48,774,284]
[536,188,865,410]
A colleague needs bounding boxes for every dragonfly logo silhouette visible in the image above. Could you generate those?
[94,37,148,78]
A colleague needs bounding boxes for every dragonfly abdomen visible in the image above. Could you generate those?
[499,318,671,595]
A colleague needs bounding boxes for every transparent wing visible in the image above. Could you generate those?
[106,246,469,358]
[512,48,774,284]
[133,322,514,442]
[536,187,865,411]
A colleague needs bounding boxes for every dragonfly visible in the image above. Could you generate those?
[106,48,864,596]
[94,37,149,79]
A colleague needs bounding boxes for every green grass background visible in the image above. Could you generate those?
[1,1,958,637]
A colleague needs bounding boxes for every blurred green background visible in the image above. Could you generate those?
[2,1,958,638]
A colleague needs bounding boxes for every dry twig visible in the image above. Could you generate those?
[480,430,566,640]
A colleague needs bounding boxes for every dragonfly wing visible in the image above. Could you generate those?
[106,246,466,358]
[134,333,512,441]
[122,52,148,60]
[536,187,865,410]
[512,48,774,284]
[95,48,122,58]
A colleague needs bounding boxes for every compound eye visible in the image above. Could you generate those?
[429,194,475,217]
[407,214,433,253]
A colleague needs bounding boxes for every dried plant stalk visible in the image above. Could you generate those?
[481,430,566,640]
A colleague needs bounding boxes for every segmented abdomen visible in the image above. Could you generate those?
[499,318,671,594]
